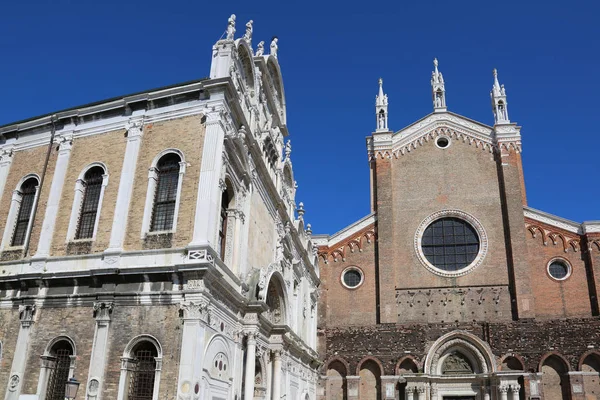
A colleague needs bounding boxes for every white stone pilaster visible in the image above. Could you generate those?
[499,385,509,400]
[85,302,113,400]
[0,145,15,204]
[33,132,73,261]
[4,305,35,400]
[105,118,144,258]
[272,350,282,400]
[176,300,208,399]
[189,112,226,250]
[243,332,257,400]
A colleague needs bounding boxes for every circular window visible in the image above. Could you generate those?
[415,210,488,277]
[436,136,450,149]
[341,267,363,289]
[547,258,571,281]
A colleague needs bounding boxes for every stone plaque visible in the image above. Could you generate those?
[572,384,583,394]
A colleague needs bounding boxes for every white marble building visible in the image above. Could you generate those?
[0,15,319,400]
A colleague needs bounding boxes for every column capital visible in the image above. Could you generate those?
[125,118,144,139]
[93,301,113,321]
[56,133,74,153]
[498,385,510,393]
[510,384,521,393]
[18,304,35,327]
[179,300,209,321]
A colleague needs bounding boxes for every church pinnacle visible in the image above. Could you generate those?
[375,78,389,132]
[431,58,447,112]
[491,69,510,124]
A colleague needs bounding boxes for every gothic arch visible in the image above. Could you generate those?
[395,355,420,374]
[266,56,286,122]
[538,352,571,373]
[323,356,350,375]
[355,356,385,376]
[579,350,600,371]
[235,39,256,92]
[424,330,496,375]
[499,353,525,371]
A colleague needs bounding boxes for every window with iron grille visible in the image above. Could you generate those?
[75,167,104,239]
[45,341,73,400]
[150,154,180,232]
[421,217,480,272]
[11,178,38,247]
[218,190,230,259]
[128,342,158,400]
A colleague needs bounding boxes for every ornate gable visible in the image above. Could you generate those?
[368,112,499,160]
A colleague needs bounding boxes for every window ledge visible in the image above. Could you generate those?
[3,245,24,252]
[69,238,95,244]
[145,230,175,237]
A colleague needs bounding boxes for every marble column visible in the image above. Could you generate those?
[272,350,282,400]
[510,384,521,400]
[105,117,144,258]
[417,385,427,400]
[499,385,510,400]
[405,385,416,400]
[244,333,257,400]
[176,300,208,399]
[33,132,73,262]
[189,111,226,250]
[5,305,35,400]
[85,302,113,400]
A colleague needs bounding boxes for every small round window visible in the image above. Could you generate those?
[436,136,450,149]
[547,259,571,281]
[341,267,363,289]
[421,217,480,272]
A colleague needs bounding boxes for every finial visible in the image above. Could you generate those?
[490,68,509,124]
[306,223,312,236]
[431,58,446,111]
[375,78,389,131]
[434,58,439,69]
[378,77,383,86]
[298,202,305,217]
[226,14,236,40]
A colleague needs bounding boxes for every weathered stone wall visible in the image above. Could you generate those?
[0,308,21,400]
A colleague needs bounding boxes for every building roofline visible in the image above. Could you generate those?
[313,213,376,247]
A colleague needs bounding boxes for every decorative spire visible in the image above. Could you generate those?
[490,68,510,124]
[431,58,447,112]
[375,78,389,132]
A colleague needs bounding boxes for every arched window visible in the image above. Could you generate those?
[76,166,105,239]
[128,342,158,400]
[141,152,185,237]
[43,340,74,400]
[10,177,39,247]
[151,154,181,232]
[118,337,162,400]
[219,189,231,259]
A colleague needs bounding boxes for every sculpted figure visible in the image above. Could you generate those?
[256,41,265,56]
[270,37,278,58]
[378,112,385,129]
[435,93,442,108]
[226,14,236,40]
[243,20,253,43]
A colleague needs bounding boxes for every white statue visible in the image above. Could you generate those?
[500,84,506,96]
[256,41,265,56]
[285,140,292,158]
[438,72,444,83]
[243,20,253,43]
[226,14,236,40]
[435,93,442,108]
[270,37,278,58]
[378,112,385,129]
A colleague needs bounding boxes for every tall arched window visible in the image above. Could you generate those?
[11,177,38,247]
[150,154,181,232]
[44,340,74,400]
[76,166,104,239]
[118,337,162,400]
[218,189,230,259]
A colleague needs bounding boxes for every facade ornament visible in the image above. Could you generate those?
[297,202,305,217]
[498,385,510,394]
[375,78,389,132]
[431,58,447,112]
[179,300,209,320]
[18,304,35,326]
[284,140,292,159]
[93,302,113,321]
[226,14,236,40]
[218,178,227,192]
[8,375,19,392]
[256,41,265,57]
[270,37,278,58]
[125,118,144,138]
[491,69,510,124]
[243,20,253,44]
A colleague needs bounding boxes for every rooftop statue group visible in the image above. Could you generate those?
[225,14,278,58]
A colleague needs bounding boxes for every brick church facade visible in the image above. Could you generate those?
[314,63,600,400]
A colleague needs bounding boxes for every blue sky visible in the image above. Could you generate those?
[0,0,598,234]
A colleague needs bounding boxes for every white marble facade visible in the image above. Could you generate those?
[0,14,319,400]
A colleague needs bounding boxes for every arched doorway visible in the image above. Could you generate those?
[541,355,570,400]
[359,359,381,400]
[581,353,600,399]
[326,359,347,400]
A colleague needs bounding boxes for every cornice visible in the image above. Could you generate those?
[523,206,582,235]
[313,213,376,248]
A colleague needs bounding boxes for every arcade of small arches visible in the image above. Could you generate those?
[321,331,600,400]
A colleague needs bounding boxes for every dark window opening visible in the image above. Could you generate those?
[343,269,362,288]
[218,189,230,259]
[421,217,480,271]
[150,154,181,232]
[549,261,569,280]
[128,342,158,400]
[45,341,73,400]
[75,167,104,239]
[11,178,38,247]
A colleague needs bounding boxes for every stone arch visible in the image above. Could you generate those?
[324,356,350,375]
[357,357,382,400]
[77,161,108,180]
[499,353,525,371]
[123,334,163,358]
[579,351,600,399]
[15,173,40,191]
[43,335,76,357]
[538,352,571,373]
[150,148,185,169]
[540,353,571,400]
[579,350,600,371]
[325,356,348,400]
[39,336,77,400]
[261,271,289,325]
[203,334,232,381]
[424,330,495,375]
[395,355,420,374]
[236,39,256,92]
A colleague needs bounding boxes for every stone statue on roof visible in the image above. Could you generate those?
[270,37,278,58]
[256,41,265,56]
[226,14,236,40]
[243,20,253,43]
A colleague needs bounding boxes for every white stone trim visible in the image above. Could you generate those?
[414,209,488,278]
[523,206,582,234]
[546,257,572,281]
[0,175,41,252]
[583,221,600,234]
[312,213,375,247]
[66,163,109,242]
[140,150,186,238]
[117,335,163,400]
[435,135,451,149]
